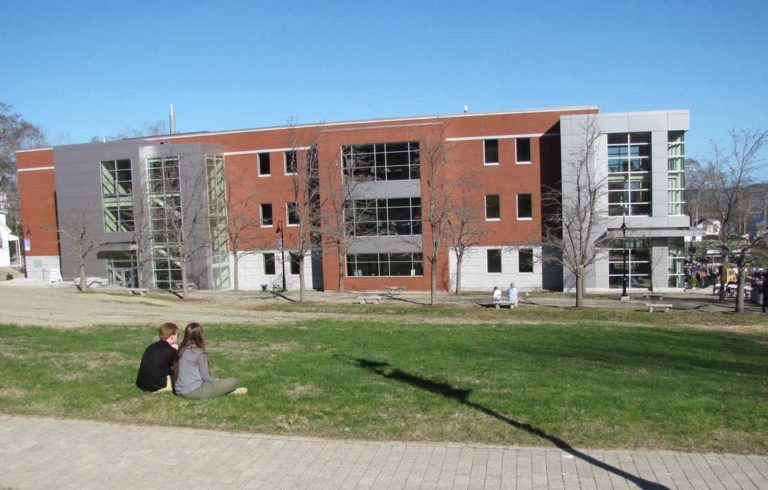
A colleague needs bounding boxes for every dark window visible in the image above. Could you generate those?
[484,139,499,164]
[258,153,270,175]
[284,151,297,174]
[264,253,275,275]
[287,202,299,225]
[487,249,502,273]
[290,253,301,275]
[517,194,532,219]
[519,249,534,273]
[260,204,273,226]
[485,195,500,220]
[516,138,531,163]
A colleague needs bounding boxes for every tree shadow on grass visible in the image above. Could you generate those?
[351,358,668,490]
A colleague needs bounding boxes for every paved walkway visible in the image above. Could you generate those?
[0,416,765,489]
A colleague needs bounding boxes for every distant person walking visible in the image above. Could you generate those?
[506,283,519,309]
[136,322,179,393]
[174,323,246,399]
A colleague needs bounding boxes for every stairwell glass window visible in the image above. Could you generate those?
[516,138,531,164]
[607,133,652,216]
[485,195,500,220]
[484,139,499,165]
[667,131,686,215]
[101,159,134,232]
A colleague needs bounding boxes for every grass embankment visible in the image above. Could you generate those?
[0,310,766,453]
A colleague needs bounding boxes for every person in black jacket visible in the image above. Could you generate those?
[136,322,179,392]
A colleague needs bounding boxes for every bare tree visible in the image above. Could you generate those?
[58,205,97,292]
[0,102,46,230]
[446,175,487,295]
[320,146,357,292]
[285,121,322,302]
[705,128,767,309]
[542,117,607,307]
[421,122,454,305]
[226,173,261,291]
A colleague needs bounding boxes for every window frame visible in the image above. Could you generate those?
[286,202,299,226]
[486,248,502,274]
[284,150,298,176]
[260,203,273,227]
[263,253,276,275]
[483,139,499,166]
[517,193,533,220]
[515,137,531,164]
[258,152,271,177]
[485,194,501,221]
[518,248,534,273]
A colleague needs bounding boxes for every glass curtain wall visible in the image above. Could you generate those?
[607,133,652,216]
[206,155,231,289]
[101,159,134,232]
[346,252,423,277]
[342,142,420,182]
[345,198,422,236]
[608,238,651,289]
[147,156,183,290]
[668,238,686,287]
[106,251,138,288]
[668,132,686,215]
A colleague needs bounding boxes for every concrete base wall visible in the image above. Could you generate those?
[448,246,543,292]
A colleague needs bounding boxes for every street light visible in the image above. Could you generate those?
[276,220,286,292]
[621,214,629,298]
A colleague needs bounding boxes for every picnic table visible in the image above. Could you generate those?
[383,286,406,297]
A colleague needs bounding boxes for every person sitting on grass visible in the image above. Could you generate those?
[173,322,247,399]
[136,322,179,393]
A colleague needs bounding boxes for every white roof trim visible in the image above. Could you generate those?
[17,166,55,172]
[446,133,541,142]
[16,147,53,153]
[223,146,311,156]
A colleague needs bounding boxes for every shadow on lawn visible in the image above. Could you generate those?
[352,358,668,490]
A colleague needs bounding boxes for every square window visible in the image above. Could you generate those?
[517,194,532,219]
[290,253,301,275]
[516,138,531,163]
[260,203,273,226]
[264,253,275,275]
[284,151,297,175]
[484,139,499,165]
[287,202,299,225]
[485,195,500,220]
[258,153,270,176]
[487,249,502,273]
[519,248,534,273]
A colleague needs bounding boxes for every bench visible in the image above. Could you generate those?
[127,288,149,296]
[383,286,406,297]
[642,292,665,301]
[356,295,383,304]
[478,301,517,309]
[645,303,673,313]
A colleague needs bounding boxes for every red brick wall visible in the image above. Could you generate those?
[16,149,58,256]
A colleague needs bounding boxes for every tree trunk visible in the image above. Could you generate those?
[735,261,746,313]
[233,252,240,291]
[718,262,726,301]
[299,256,306,302]
[455,255,463,295]
[79,257,88,293]
[430,260,437,305]
[181,264,189,300]
[337,242,346,292]
[575,272,584,308]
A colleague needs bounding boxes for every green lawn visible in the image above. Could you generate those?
[1,315,766,453]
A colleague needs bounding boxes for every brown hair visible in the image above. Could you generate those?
[158,322,179,340]
[173,323,207,381]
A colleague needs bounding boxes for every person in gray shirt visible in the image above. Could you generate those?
[174,322,246,399]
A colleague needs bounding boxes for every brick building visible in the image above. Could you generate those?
[16,106,696,293]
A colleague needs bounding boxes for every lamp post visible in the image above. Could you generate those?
[621,215,629,299]
[276,221,286,292]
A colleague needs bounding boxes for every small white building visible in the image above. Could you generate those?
[0,208,20,268]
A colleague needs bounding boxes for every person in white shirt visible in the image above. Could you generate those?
[507,282,518,309]
[492,286,502,303]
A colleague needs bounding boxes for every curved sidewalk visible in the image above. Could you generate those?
[0,415,765,489]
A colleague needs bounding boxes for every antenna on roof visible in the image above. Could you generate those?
[169,103,176,134]
[463,105,469,113]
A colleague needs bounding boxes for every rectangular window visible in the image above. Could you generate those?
[517,194,532,219]
[342,142,420,182]
[290,253,301,275]
[607,132,652,216]
[347,197,422,236]
[346,252,423,277]
[101,159,134,233]
[260,203,273,226]
[485,195,500,220]
[287,202,299,226]
[284,151,297,175]
[667,131,685,215]
[516,138,531,163]
[608,238,651,289]
[668,238,685,288]
[146,156,182,290]
[484,139,499,165]
[258,153,271,176]
[264,253,276,275]
[487,249,502,273]
[519,248,534,273]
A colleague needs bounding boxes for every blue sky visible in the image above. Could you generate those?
[1,0,766,160]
